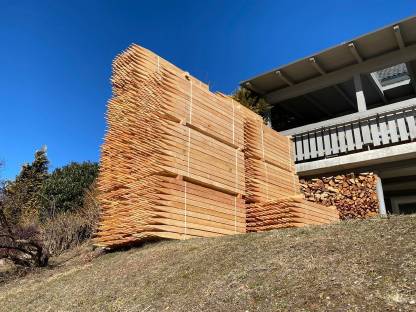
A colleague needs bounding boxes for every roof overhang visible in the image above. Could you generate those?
[241,15,416,106]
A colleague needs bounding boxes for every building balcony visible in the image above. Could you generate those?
[279,99,416,176]
[285,99,416,163]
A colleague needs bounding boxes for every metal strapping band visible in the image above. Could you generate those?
[234,197,237,233]
[184,78,193,238]
[232,99,238,233]
[261,122,269,200]
[232,99,235,145]
[184,181,187,238]
[235,149,238,233]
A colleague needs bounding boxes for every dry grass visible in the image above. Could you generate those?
[0,215,415,311]
[41,185,100,255]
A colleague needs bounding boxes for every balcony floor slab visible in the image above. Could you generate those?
[296,141,416,176]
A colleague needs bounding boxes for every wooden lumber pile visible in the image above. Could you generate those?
[299,173,379,220]
[242,112,301,203]
[242,109,339,232]
[95,44,342,248]
[95,45,246,247]
[247,196,339,232]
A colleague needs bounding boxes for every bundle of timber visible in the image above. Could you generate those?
[96,44,343,248]
[95,45,246,247]
[246,196,339,232]
[300,173,379,220]
[242,112,301,203]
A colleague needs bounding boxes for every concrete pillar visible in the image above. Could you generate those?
[376,176,387,216]
[353,74,367,112]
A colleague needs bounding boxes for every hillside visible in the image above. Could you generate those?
[0,216,415,311]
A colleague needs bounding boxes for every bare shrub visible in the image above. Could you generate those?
[41,185,100,255]
[0,209,49,267]
[0,159,50,268]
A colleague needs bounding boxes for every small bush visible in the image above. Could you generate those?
[39,162,98,219]
[41,185,100,255]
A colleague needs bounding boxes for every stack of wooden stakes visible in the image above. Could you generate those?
[95,44,340,248]
[243,113,301,202]
[95,45,246,247]
[246,196,340,232]
[242,109,339,232]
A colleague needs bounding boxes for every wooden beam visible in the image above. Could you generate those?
[393,24,416,94]
[348,42,363,63]
[392,25,416,94]
[244,81,266,96]
[393,25,405,49]
[349,42,388,104]
[275,70,294,86]
[309,57,355,109]
[265,43,416,104]
[309,57,326,75]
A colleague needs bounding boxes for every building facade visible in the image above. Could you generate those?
[242,16,416,215]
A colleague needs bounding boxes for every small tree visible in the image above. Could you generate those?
[233,87,272,119]
[3,147,49,225]
[39,162,99,219]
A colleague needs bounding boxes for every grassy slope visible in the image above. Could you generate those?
[0,216,415,312]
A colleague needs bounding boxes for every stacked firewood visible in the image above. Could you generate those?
[300,173,379,220]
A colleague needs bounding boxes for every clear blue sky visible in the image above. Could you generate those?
[1,1,415,179]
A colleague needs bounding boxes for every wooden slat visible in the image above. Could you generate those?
[316,130,325,157]
[396,112,409,142]
[323,128,332,156]
[352,122,363,150]
[379,116,390,144]
[405,109,416,140]
[361,119,372,145]
[295,135,304,161]
[302,134,310,160]
[338,125,347,153]
[309,132,318,159]
[330,127,339,155]
[370,118,381,146]
[387,114,399,143]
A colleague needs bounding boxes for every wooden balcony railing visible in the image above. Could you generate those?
[292,105,416,163]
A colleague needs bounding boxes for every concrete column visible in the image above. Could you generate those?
[376,176,387,216]
[353,74,367,112]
